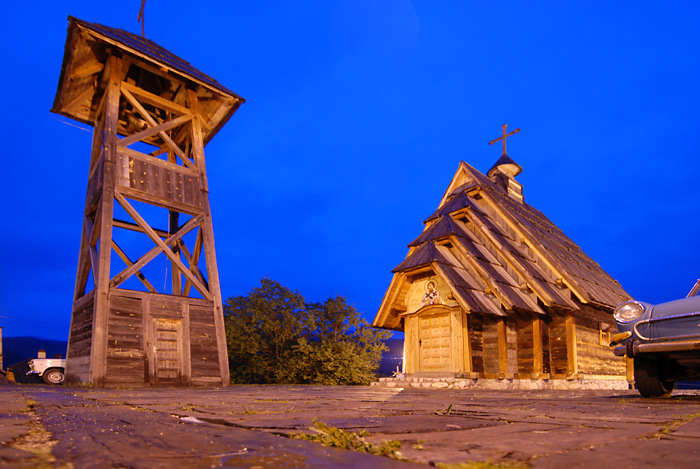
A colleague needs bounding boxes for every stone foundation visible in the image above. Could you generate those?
[371,374,630,390]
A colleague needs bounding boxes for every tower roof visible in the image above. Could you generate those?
[52,16,244,145]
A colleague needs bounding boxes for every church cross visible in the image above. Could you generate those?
[489,124,521,156]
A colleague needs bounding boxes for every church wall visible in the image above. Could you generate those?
[574,305,626,376]
[482,316,500,375]
[506,317,517,375]
[542,319,551,375]
[549,314,569,376]
[398,280,625,380]
[469,314,485,374]
[516,313,535,376]
[450,309,465,373]
[403,315,419,374]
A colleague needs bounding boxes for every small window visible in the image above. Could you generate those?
[599,322,611,346]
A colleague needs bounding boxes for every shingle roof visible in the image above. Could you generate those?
[374,159,631,329]
[70,16,241,100]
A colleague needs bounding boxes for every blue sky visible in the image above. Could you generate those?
[1,1,699,340]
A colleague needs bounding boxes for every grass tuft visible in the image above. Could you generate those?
[290,419,403,459]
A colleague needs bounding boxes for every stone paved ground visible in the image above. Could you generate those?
[2,383,700,467]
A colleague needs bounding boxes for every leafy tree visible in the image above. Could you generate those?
[224,278,390,385]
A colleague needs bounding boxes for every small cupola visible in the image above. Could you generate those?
[487,124,524,202]
[487,154,523,179]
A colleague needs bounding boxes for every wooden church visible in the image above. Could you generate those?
[373,127,631,384]
[52,17,244,385]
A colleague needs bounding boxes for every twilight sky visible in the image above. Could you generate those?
[1,1,699,340]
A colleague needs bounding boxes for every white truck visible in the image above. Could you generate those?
[26,357,66,384]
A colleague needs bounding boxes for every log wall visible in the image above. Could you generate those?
[574,304,626,376]
[67,290,227,386]
[105,294,144,385]
[469,314,484,374]
[66,292,95,382]
[506,317,517,375]
[516,313,534,375]
[549,314,569,376]
[190,305,221,384]
[482,316,500,374]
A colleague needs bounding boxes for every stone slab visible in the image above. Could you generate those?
[3,384,700,467]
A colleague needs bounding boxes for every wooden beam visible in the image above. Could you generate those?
[178,237,209,296]
[113,218,169,238]
[182,228,204,297]
[170,211,182,296]
[462,310,472,374]
[74,123,105,300]
[73,217,92,300]
[114,192,212,300]
[533,316,543,376]
[86,215,99,286]
[497,318,508,377]
[121,81,192,117]
[118,186,201,216]
[71,61,104,79]
[116,146,198,178]
[90,54,123,387]
[566,315,578,376]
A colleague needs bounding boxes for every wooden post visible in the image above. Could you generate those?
[497,318,508,378]
[462,310,472,374]
[188,89,230,385]
[566,315,578,377]
[404,316,418,373]
[89,55,122,387]
[533,316,543,377]
[626,356,634,383]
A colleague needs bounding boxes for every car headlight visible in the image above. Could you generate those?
[613,301,646,323]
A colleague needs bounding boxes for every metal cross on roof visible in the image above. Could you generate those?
[489,124,521,156]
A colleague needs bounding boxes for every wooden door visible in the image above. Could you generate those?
[418,312,452,372]
[153,318,183,384]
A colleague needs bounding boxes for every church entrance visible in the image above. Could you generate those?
[417,309,452,373]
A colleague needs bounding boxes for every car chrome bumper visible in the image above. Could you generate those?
[615,339,700,357]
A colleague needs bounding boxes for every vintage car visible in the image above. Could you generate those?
[26,357,66,385]
[611,279,700,397]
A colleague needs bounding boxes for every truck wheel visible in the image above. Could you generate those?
[42,368,65,385]
[634,357,674,398]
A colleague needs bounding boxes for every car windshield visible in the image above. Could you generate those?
[688,279,700,297]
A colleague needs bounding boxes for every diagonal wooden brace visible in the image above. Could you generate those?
[117,114,192,148]
[109,195,208,298]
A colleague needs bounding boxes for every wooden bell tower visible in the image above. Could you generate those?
[52,17,244,386]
